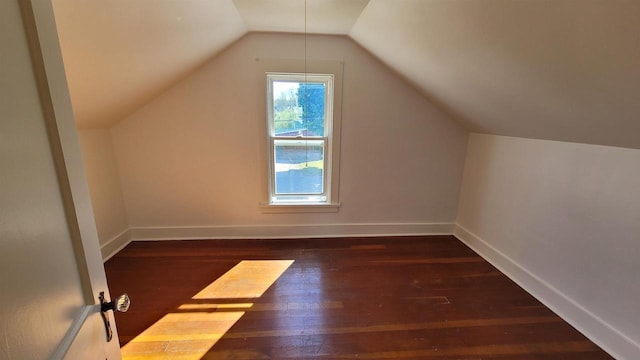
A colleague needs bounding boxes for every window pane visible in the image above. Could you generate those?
[273,81,303,136]
[274,140,324,195]
[272,81,325,137]
[298,82,325,136]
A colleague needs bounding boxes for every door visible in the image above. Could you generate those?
[1,1,121,359]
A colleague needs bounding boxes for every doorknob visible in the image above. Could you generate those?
[99,291,130,342]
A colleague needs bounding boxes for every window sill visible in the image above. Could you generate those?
[259,202,340,214]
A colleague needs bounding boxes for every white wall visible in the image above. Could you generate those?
[111,33,468,238]
[456,134,640,359]
[78,129,129,257]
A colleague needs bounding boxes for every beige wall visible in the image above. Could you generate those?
[110,33,468,236]
[456,134,640,359]
[78,129,129,254]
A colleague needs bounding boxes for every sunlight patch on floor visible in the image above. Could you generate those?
[177,303,254,310]
[193,260,295,299]
[121,260,294,359]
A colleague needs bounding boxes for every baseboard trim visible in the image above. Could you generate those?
[129,223,454,241]
[101,229,132,262]
[453,224,639,360]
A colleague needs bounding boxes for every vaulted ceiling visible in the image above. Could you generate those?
[53,0,640,149]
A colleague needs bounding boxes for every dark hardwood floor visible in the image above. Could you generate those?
[105,236,613,359]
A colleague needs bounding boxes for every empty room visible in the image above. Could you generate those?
[2,0,639,359]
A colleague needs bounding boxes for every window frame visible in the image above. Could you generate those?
[257,58,343,214]
[265,72,334,206]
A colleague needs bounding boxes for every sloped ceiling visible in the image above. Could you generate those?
[52,0,246,129]
[350,0,640,149]
[54,0,640,149]
[233,0,370,34]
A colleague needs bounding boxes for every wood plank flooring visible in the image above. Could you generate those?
[105,236,613,359]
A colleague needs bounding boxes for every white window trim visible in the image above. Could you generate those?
[257,58,343,213]
[267,73,332,204]
[258,202,340,213]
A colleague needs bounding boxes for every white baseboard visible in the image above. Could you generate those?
[129,222,454,241]
[453,224,640,360]
[100,229,132,262]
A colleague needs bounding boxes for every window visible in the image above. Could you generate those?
[266,73,336,207]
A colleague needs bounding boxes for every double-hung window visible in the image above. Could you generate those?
[266,73,334,206]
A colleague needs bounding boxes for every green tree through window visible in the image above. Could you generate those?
[298,83,325,136]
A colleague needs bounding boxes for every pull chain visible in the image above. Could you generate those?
[304,0,309,167]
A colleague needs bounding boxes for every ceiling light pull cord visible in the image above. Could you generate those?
[304,0,309,167]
